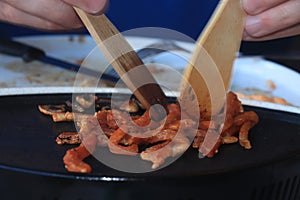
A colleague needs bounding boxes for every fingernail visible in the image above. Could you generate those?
[87,0,108,14]
[242,0,259,15]
[245,16,262,36]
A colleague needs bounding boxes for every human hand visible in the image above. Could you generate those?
[242,0,300,41]
[0,0,108,30]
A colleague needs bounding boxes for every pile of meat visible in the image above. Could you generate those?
[38,92,259,173]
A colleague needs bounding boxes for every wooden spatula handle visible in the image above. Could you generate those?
[74,8,168,119]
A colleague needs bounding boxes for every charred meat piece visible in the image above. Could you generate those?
[76,94,97,109]
[38,104,66,116]
[56,132,81,145]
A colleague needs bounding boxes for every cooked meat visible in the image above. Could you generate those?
[38,91,259,173]
[56,132,81,145]
[38,104,66,115]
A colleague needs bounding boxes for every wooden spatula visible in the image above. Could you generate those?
[181,0,245,119]
[74,8,168,119]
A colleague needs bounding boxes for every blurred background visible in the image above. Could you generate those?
[0,0,300,71]
[0,0,299,70]
[0,0,219,39]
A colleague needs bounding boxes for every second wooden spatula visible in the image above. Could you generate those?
[181,0,245,119]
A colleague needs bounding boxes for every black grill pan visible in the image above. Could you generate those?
[0,93,300,200]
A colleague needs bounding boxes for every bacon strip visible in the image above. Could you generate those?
[39,91,259,173]
[63,134,97,173]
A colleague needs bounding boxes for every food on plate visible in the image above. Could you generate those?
[233,79,291,106]
[236,92,289,105]
[38,92,259,173]
[265,80,276,91]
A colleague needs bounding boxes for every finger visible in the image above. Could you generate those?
[243,0,287,15]
[0,2,67,30]
[2,0,82,29]
[244,0,300,38]
[243,23,300,41]
[63,0,108,15]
